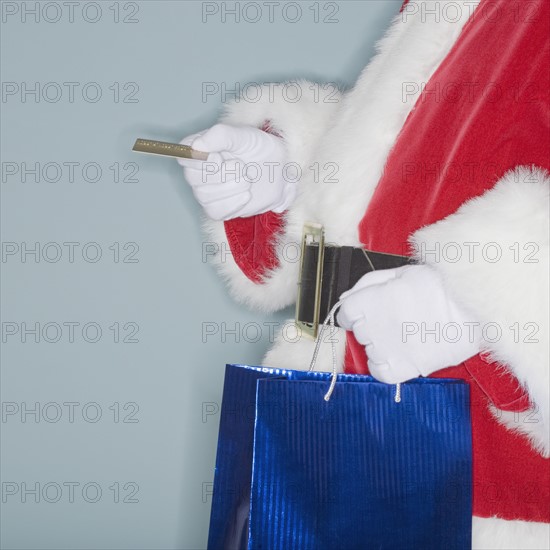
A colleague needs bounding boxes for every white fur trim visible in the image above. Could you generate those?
[410,167,550,455]
[203,1,480,312]
[472,516,550,550]
[262,320,347,374]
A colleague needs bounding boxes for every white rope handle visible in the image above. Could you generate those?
[308,300,343,401]
[308,300,402,404]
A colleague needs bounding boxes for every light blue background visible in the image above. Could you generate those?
[1,1,401,548]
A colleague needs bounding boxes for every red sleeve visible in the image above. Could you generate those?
[223,211,285,283]
[222,121,285,283]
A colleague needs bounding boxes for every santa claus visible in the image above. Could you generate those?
[177,0,549,547]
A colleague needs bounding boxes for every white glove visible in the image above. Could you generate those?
[336,264,481,384]
[177,123,296,221]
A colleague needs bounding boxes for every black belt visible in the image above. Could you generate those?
[296,223,412,338]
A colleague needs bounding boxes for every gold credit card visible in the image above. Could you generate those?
[132,138,209,161]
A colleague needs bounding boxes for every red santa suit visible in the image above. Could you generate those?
[202,0,549,547]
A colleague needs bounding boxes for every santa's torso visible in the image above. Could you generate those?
[344,0,549,522]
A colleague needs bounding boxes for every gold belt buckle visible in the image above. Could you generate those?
[295,222,325,340]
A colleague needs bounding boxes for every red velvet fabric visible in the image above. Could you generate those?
[223,0,550,523]
[223,211,285,283]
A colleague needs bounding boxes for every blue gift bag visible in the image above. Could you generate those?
[207,364,472,549]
